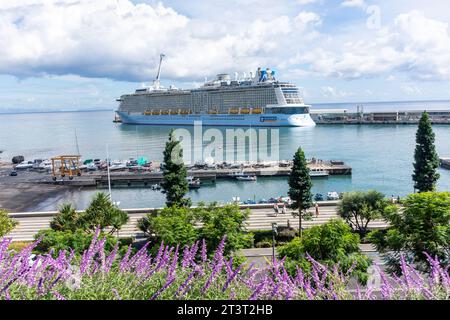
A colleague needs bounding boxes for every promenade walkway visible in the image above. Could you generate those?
[7,203,388,242]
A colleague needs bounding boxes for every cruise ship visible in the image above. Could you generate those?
[116,54,316,127]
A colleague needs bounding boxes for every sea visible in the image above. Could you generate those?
[0,100,449,210]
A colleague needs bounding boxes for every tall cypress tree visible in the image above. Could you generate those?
[288,147,313,237]
[412,112,440,193]
[161,130,191,207]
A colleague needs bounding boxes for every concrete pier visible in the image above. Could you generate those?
[440,158,450,169]
[47,161,352,187]
[311,109,450,124]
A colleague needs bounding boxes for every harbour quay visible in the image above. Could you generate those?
[311,109,450,124]
[42,159,352,188]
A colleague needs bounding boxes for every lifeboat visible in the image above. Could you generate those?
[170,109,179,115]
[252,108,262,114]
[161,110,169,115]
[208,109,219,114]
[229,108,239,115]
[144,111,152,115]
[180,109,191,115]
[240,108,250,114]
[152,110,160,115]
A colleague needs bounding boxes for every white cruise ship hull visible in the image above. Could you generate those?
[117,112,316,127]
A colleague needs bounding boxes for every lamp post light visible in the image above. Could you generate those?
[271,222,278,263]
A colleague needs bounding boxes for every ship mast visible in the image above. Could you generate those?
[153,53,165,89]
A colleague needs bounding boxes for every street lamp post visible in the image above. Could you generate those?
[271,222,278,263]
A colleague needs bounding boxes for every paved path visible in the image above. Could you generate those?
[7,205,388,242]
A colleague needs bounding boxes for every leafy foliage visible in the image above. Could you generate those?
[288,147,313,235]
[278,219,371,284]
[138,206,198,250]
[138,204,253,256]
[412,112,440,192]
[197,204,253,255]
[49,193,128,235]
[33,229,120,257]
[50,204,81,232]
[2,233,448,300]
[0,210,17,237]
[369,192,450,274]
[160,130,191,207]
[338,190,388,237]
[79,193,129,234]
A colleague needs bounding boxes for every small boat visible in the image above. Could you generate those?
[236,175,257,181]
[15,161,33,169]
[187,176,201,189]
[39,160,52,170]
[109,160,127,171]
[309,168,329,177]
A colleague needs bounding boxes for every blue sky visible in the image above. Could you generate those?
[1,0,450,111]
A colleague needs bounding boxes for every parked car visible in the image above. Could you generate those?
[314,193,324,201]
[10,171,18,176]
[327,192,340,201]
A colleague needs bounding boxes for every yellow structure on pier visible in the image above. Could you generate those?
[51,155,81,181]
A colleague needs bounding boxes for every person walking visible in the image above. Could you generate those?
[315,202,320,218]
[273,203,279,216]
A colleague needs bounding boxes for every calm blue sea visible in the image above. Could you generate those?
[0,100,449,210]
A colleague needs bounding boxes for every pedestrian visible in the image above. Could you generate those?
[273,203,279,216]
[281,204,287,214]
[315,202,320,218]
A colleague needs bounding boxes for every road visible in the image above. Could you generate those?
[7,204,388,242]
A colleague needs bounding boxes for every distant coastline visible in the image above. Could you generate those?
[1,99,450,115]
[0,108,113,115]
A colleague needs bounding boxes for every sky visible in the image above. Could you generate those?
[1,0,450,111]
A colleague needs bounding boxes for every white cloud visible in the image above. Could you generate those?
[340,0,366,8]
[321,86,352,98]
[401,84,422,95]
[0,0,322,82]
[295,10,450,81]
[297,0,319,4]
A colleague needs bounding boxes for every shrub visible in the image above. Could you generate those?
[255,241,272,248]
[278,219,371,284]
[138,206,198,250]
[33,229,119,257]
[369,191,450,274]
[138,204,253,256]
[2,234,448,300]
[196,204,253,255]
[0,210,17,237]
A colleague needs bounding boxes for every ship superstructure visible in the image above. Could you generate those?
[116,55,315,127]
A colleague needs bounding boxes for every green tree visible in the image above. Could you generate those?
[412,112,440,192]
[137,206,198,249]
[79,193,129,234]
[338,190,388,237]
[278,219,371,284]
[160,130,191,207]
[0,209,18,237]
[197,204,253,255]
[369,192,450,274]
[50,204,81,232]
[288,147,313,237]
